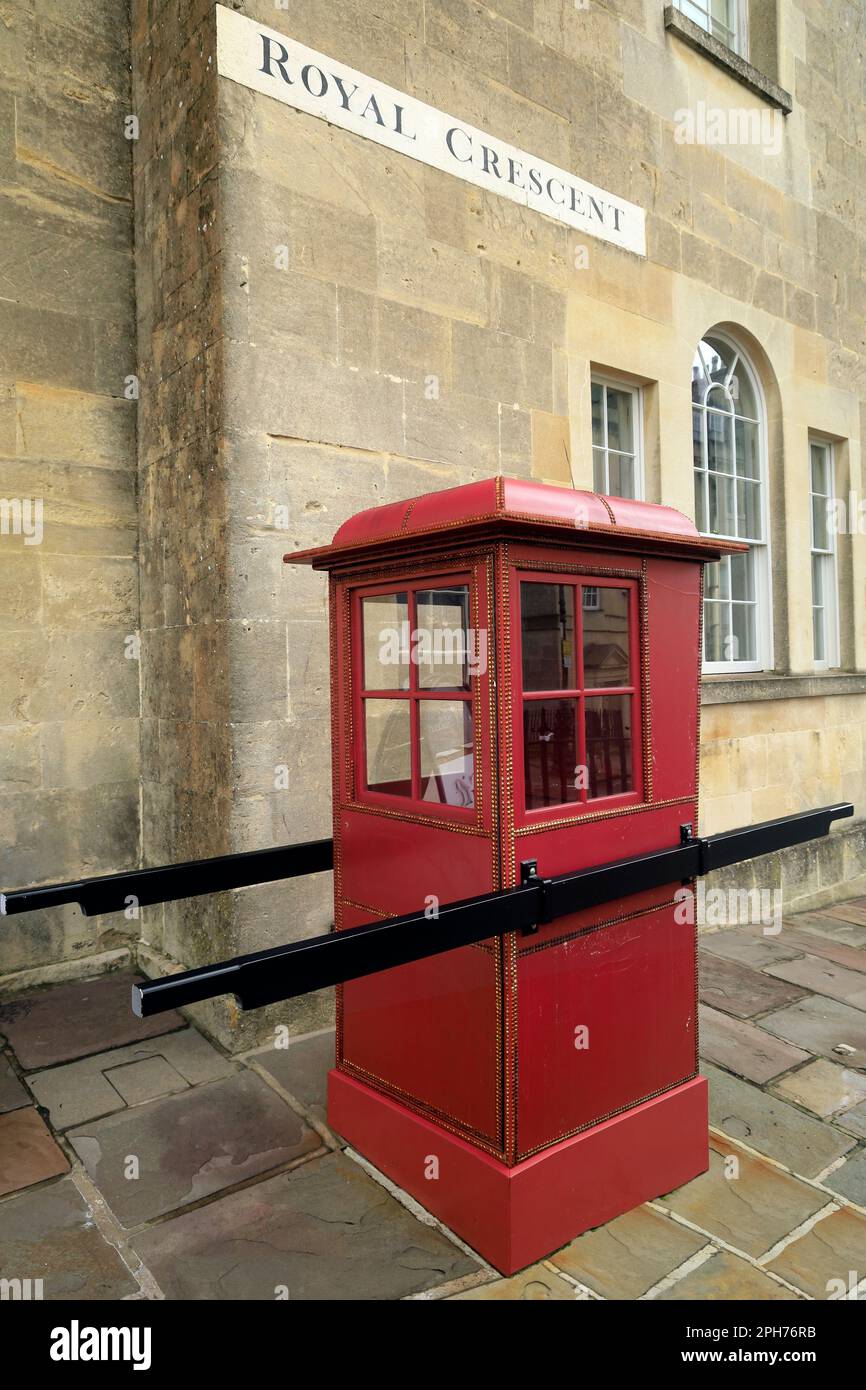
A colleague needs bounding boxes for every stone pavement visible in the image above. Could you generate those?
[1,900,866,1301]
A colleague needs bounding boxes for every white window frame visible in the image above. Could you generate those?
[693,331,773,675]
[590,374,644,501]
[675,0,749,57]
[809,436,840,671]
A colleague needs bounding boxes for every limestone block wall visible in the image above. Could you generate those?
[0,0,139,975]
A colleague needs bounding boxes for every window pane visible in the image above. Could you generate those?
[730,549,754,602]
[585,695,632,799]
[813,602,825,663]
[521,583,576,691]
[812,494,830,552]
[730,365,757,420]
[608,452,635,499]
[605,388,634,453]
[736,479,761,540]
[692,408,704,469]
[362,594,409,690]
[704,336,735,384]
[708,472,735,535]
[591,382,604,446]
[420,701,474,808]
[704,600,726,663]
[705,559,729,602]
[707,410,734,474]
[365,699,411,796]
[731,603,756,663]
[735,418,759,479]
[583,587,630,688]
[810,443,830,495]
[523,699,578,810]
[681,1,709,32]
[416,586,470,689]
[811,553,824,607]
[593,447,607,492]
[694,466,707,531]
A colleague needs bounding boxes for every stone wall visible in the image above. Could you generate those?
[0,0,139,974]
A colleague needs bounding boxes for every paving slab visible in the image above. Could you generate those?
[0,1106,69,1197]
[771,1059,866,1118]
[132,1151,478,1299]
[0,1174,138,1299]
[764,955,866,1010]
[251,1030,334,1127]
[448,1266,576,1299]
[699,1004,809,1083]
[699,926,802,970]
[760,996,866,1069]
[653,1250,801,1300]
[703,1063,855,1178]
[29,1029,234,1129]
[548,1204,705,1298]
[659,1134,828,1257]
[784,913,866,947]
[776,927,866,975]
[699,952,808,1018]
[766,1206,866,1299]
[0,973,183,1070]
[104,1056,189,1106]
[822,1150,866,1207]
[835,1101,866,1141]
[823,904,866,928]
[69,1071,320,1228]
[0,1054,29,1113]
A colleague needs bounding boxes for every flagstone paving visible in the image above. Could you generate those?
[0,972,183,1069]
[0,1175,138,1300]
[0,1055,28,1113]
[0,897,864,1300]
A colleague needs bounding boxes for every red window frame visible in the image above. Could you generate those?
[351,570,478,822]
[514,571,643,822]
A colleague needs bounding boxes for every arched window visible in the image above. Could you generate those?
[692,333,771,672]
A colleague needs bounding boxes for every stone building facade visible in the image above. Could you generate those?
[1,0,864,1049]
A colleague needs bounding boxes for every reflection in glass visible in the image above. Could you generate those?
[362,593,409,690]
[523,699,578,810]
[605,388,634,453]
[607,453,634,498]
[704,601,724,663]
[731,602,756,663]
[416,586,470,689]
[365,699,411,796]
[420,702,474,807]
[585,696,632,799]
[520,584,576,691]
[582,587,630,688]
[591,381,603,442]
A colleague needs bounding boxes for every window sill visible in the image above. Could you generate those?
[701,672,866,705]
[664,6,793,114]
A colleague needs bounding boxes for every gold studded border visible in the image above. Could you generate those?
[340,1057,506,1157]
[514,794,692,838]
[516,1069,700,1162]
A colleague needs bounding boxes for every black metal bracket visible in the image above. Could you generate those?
[519,858,554,934]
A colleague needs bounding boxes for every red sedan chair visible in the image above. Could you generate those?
[285,476,740,1273]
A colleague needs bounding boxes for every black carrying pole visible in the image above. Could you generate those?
[129,802,852,1018]
[0,838,334,918]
